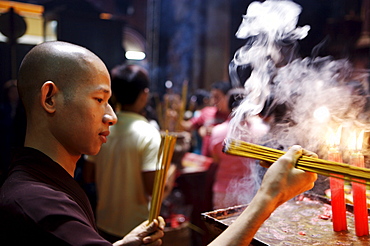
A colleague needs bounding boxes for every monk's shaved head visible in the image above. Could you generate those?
[18,41,104,112]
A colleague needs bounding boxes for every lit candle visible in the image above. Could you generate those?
[349,130,369,237]
[328,126,347,232]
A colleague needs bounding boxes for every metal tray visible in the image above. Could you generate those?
[201,193,370,245]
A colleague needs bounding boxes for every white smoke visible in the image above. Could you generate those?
[228,0,370,155]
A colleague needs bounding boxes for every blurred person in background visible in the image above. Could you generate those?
[183,89,210,154]
[209,88,271,209]
[181,81,231,157]
[84,64,176,242]
[0,79,20,181]
[185,89,210,120]
[142,94,161,131]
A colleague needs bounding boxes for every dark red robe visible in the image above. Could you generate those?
[0,147,112,245]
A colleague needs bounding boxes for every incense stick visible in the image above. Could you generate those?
[223,139,370,186]
[176,80,188,131]
[148,132,177,224]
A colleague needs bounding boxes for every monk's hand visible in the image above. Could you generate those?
[258,145,318,207]
[114,217,165,246]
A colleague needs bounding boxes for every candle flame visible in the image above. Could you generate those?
[357,130,364,151]
[328,125,342,147]
[349,131,356,151]
[348,130,364,152]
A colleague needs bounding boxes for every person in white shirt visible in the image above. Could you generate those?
[85,64,175,242]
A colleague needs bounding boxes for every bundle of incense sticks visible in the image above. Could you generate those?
[148,132,177,224]
[223,139,370,186]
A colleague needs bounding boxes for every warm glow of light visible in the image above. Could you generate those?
[0,1,49,44]
[349,132,356,151]
[100,13,112,20]
[313,106,330,123]
[0,1,43,16]
[125,51,146,60]
[357,130,364,151]
[327,125,342,147]
[348,130,364,151]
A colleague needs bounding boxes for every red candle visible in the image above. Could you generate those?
[329,149,347,232]
[350,152,369,237]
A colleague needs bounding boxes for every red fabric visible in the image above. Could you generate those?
[190,106,229,156]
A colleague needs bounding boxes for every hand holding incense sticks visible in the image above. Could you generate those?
[148,132,177,224]
[223,138,370,186]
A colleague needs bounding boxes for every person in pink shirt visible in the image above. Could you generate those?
[209,88,270,209]
[182,81,231,156]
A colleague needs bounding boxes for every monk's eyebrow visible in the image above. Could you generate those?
[95,86,110,94]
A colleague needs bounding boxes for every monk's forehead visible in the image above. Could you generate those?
[19,42,104,92]
[36,43,101,77]
[46,45,92,66]
[38,41,90,56]
[52,43,88,54]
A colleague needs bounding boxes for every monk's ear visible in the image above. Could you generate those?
[40,81,58,113]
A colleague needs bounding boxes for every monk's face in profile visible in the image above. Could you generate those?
[18,41,118,159]
[53,57,117,156]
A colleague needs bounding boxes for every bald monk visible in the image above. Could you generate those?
[0,41,317,246]
[0,41,165,246]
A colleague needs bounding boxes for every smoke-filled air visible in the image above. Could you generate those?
[227,0,370,158]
